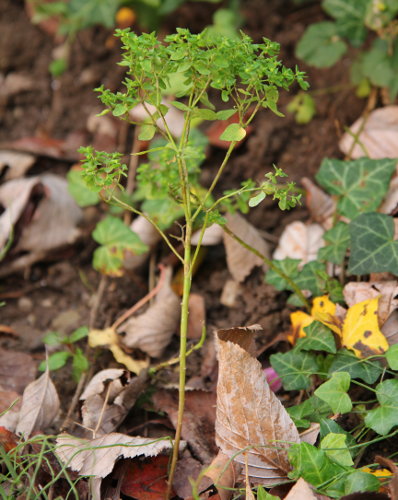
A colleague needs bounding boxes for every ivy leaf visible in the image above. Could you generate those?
[219,123,246,142]
[386,344,398,370]
[296,321,337,354]
[328,349,382,384]
[318,222,349,264]
[265,258,300,290]
[287,396,332,428]
[319,418,356,456]
[320,433,353,466]
[270,350,319,390]
[314,372,352,414]
[323,0,367,46]
[315,158,396,219]
[343,471,380,495]
[296,22,347,68]
[92,216,149,276]
[365,379,398,435]
[348,213,398,275]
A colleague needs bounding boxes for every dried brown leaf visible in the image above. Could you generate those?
[191,224,224,246]
[0,390,22,431]
[343,281,398,325]
[0,348,36,394]
[16,370,60,437]
[216,326,300,484]
[0,150,35,180]
[273,221,324,266]
[223,213,269,282]
[188,293,206,339]
[299,423,320,446]
[284,478,318,500]
[340,106,398,159]
[118,267,180,357]
[56,432,179,477]
[301,177,335,229]
[199,451,239,500]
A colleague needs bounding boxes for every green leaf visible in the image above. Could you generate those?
[288,442,346,491]
[49,57,67,77]
[348,212,398,275]
[386,344,398,370]
[315,372,352,414]
[288,396,332,428]
[296,22,347,68]
[67,169,100,207]
[68,326,89,344]
[365,379,398,435]
[323,0,368,46]
[219,123,246,142]
[296,321,337,354]
[171,100,191,112]
[287,93,316,124]
[72,348,89,382]
[265,258,300,290]
[138,124,156,141]
[328,349,382,384]
[321,433,353,466]
[344,471,380,495]
[192,108,218,121]
[92,216,149,276]
[318,222,349,264]
[39,351,71,372]
[42,331,62,346]
[294,260,327,296]
[248,192,266,207]
[319,418,356,456]
[113,103,128,117]
[256,486,279,500]
[216,109,236,120]
[270,350,319,390]
[316,158,396,219]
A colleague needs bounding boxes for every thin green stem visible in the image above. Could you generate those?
[222,224,311,311]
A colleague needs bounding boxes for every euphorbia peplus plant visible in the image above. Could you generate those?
[79,27,307,494]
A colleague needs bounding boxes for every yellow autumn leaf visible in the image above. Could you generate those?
[311,295,342,335]
[342,297,389,358]
[362,466,393,479]
[89,328,148,374]
[289,311,314,344]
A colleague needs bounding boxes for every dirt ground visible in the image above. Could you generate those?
[0,0,376,494]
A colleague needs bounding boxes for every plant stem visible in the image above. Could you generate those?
[222,224,311,311]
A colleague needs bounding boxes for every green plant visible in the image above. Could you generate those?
[79,27,307,493]
[296,0,398,99]
[39,327,89,382]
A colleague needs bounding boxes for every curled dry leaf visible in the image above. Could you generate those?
[56,432,181,477]
[198,451,239,500]
[273,221,325,266]
[215,326,300,485]
[343,281,398,325]
[16,370,60,437]
[301,177,335,229]
[0,150,35,180]
[339,106,398,159]
[124,215,161,270]
[80,368,148,436]
[118,266,180,358]
[223,213,269,282]
[299,423,320,446]
[284,478,319,500]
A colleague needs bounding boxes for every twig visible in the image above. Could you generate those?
[111,264,167,330]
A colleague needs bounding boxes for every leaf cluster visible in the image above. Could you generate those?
[296,0,398,98]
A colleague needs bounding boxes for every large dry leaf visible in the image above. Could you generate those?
[339,106,398,159]
[284,478,319,500]
[80,368,148,436]
[56,432,180,477]
[223,213,269,282]
[16,370,60,437]
[301,177,335,229]
[0,348,36,394]
[273,221,325,265]
[118,266,180,357]
[215,326,300,484]
[343,281,398,325]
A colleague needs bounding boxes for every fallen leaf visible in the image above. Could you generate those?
[343,281,398,325]
[220,279,241,308]
[299,423,320,446]
[118,266,180,358]
[223,213,269,282]
[0,73,35,100]
[342,297,389,357]
[375,455,398,500]
[197,451,238,500]
[273,221,325,265]
[289,310,314,344]
[339,106,398,159]
[0,348,36,394]
[16,370,60,437]
[56,432,181,477]
[380,177,398,215]
[284,477,318,499]
[312,295,345,336]
[124,216,161,270]
[0,150,35,180]
[301,177,335,229]
[173,453,206,499]
[0,426,18,452]
[191,224,224,246]
[88,328,149,374]
[120,455,172,500]
[215,326,300,484]
[188,293,206,339]
[80,368,148,436]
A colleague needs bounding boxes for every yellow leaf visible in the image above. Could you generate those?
[289,311,314,344]
[311,295,342,335]
[362,466,393,479]
[89,328,148,374]
[342,297,389,357]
